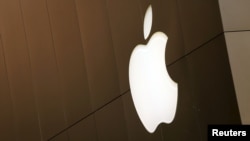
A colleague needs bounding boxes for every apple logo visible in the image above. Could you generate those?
[128,5,178,133]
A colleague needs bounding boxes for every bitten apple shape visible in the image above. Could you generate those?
[129,5,178,133]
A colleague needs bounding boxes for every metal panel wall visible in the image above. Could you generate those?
[0,0,242,141]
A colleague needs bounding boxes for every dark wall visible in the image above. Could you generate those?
[0,0,241,141]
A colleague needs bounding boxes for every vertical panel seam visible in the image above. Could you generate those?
[103,0,122,93]
[73,0,96,113]
[44,0,69,140]
[18,0,43,140]
[0,34,16,141]
[72,1,95,141]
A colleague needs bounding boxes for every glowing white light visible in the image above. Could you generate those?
[129,5,178,133]
[144,5,152,39]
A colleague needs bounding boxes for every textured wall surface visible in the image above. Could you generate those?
[0,0,241,141]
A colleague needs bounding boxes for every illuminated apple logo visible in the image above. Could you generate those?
[128,5,178,133]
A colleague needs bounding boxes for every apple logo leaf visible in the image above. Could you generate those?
[144,5,152,40]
